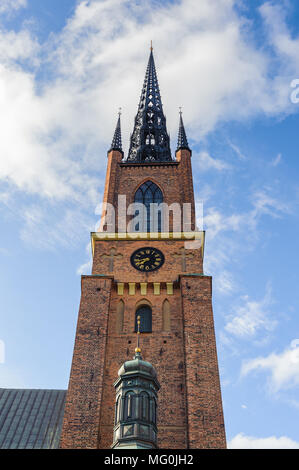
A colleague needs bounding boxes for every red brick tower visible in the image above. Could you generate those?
[60,49,226,449]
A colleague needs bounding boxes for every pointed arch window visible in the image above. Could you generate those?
[135,305,152,333]
[134,181,163,232]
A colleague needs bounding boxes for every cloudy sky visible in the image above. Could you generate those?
[0,0,298,449]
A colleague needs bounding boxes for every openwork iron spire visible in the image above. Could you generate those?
[177,109,190,151]
[110,110,122,152]
[127,49,172,163]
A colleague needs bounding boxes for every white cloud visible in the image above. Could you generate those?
[76,242,93,275]
[227,140,247,160]
[0,29,38,63]
[203,185,292,301]
[260,2,299,71]
[77,258,92,275]
[229,433,299,449]
[225,284,276,339]
[0,0,297,249]
[204,208,245,239]
[271,153,282,167]
[250,190,291,222]
[19,204,94,250]
[204,189,291,240]
[194,151,231,171]
[0,0,27,15]
[0,0,298,201]
[215,270,236,295]
[241,339,299,392]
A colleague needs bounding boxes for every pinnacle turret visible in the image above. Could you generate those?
[177,110,190,152]
[127,49,172,163]
[110,111,122,152]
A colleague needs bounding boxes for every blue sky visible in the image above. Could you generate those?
[0,0,299,449]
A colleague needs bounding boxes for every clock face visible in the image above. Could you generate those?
[130,247,165,272]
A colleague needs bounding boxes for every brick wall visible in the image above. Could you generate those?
[60,148,226,449]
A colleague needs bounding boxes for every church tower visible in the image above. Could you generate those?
[60,48,226,449]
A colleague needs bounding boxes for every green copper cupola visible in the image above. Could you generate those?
[112,317,160,449]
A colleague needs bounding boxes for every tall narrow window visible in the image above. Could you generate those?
[162,299,171,331]
[134,181,163,232]
[124,392,136,420]
[150,398,157,425]
[140,392,149,421]
[115,396,120,424]
[135,305,152,333]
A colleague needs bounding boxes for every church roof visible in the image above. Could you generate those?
[0,388,66,449]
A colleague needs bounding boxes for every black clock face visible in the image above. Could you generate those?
[130,247,165,272]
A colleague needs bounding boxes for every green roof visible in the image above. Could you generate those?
[0,388,66,449]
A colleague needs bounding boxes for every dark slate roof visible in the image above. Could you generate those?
[0,389,66,449]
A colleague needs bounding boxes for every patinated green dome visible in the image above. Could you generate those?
[118,352,157,380]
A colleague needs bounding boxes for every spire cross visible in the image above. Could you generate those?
[179,107,182,115]
[150,40,153,51]
[118,107,122,116]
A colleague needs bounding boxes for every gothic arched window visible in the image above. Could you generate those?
[134,181,163,232]
[135,305,152,333]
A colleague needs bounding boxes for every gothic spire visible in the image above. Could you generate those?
[177,109,190,151]
[127,48,172,163]
[110,110,122,152]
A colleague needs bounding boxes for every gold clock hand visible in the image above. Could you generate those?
[137,257,150,265]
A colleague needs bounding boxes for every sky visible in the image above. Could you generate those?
[0,0,298,449]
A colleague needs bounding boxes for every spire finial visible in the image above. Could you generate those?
[177,107,190,152]
[110,110,123,152]
[150,40,153,52]
[135,315,142,356]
